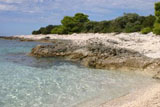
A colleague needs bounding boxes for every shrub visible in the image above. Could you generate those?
[51,26,67,34]
[153,23,160,35]
[125,22,141,33]
[142,15,156,28]
[32,30,41,35]
[44,25,57,34]
[141,27,152,34]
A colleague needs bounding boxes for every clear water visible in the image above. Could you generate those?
[0,39,156,107]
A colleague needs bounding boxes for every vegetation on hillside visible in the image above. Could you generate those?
[32,2,160,35]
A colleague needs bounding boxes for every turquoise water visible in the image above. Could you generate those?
[0,39,156,107]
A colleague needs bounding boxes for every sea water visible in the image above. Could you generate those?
[0,39,156,107]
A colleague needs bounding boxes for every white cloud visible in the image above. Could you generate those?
[0,0,44,4]
[0,0,26,4]
[0,4,17,11]
[0,0,157,23]
[0,0,157,13]
[0,0,47,13]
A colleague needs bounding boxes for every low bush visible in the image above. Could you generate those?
[141,27,152,34]
[153,23,160,35]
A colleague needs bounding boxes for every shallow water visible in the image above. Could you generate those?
[0,39,156,107]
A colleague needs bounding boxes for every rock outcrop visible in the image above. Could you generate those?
[30,39,160,74]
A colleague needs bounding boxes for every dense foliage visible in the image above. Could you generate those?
[141,27,152,34]
[153,2,160,35]
[33,2,160,35]
[32,25,59,34]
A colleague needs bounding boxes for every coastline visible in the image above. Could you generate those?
[1,32,160,107]
[3,32,160,58]
[12,33,160,76]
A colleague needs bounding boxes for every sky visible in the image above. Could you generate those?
[0,0,157,36]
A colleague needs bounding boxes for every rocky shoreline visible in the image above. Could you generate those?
[1,33,160,79]
[30,38,160,79]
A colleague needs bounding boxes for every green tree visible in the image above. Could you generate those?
[73,13,89,33]
[32,30,41,35]
[153,2,160,35]
[38,27,47,34]
[45,25,56,34]
[142,15,156,28]
[82,21,98,33]
[61,16,75,28]
[74,13,89,23]
[32,12,156,35]
[155,2,160,23]
[60,13,90,34]
[125,22,141,33]
[110,13,143,33]
[51,26,67,34]
[61,16,76,33]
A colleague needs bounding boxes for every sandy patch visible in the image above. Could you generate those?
[100,83,160,107]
